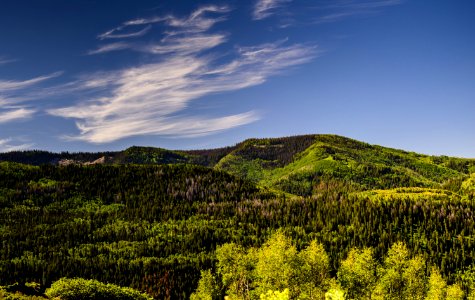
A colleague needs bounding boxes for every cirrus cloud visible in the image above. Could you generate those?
[0,107,36,124]
[51,6,316,143]
[0,65,61,123]
[0,72,62,92]
[253,0,292,20]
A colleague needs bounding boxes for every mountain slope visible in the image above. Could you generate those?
[214,135,475,196]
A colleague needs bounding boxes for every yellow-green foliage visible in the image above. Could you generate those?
[190,270,220,300]
[337,248,376,299]
[372,243,426,300]
[424,269,464,300]
[196,235,475,300]
[426,268,446,300]
[354,187,458,203]
[263,142,335,184]
[446,284,464,300]
[462,173,475,194]
[325,282,345,300]
[208,232,330,300]
[45,277,153,300]
[255,232,298,294]
[0,290,44,300]
[0,283,45,300]
[215,242,257,300]
[259,289,289,300]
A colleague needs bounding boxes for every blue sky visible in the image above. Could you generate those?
[0,0,474,157]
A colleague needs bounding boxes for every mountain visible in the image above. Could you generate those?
[2,134,473,197]
[2,134,475,298]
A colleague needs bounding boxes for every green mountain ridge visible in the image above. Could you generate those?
[215,135,475,196]
[1,134,474,197]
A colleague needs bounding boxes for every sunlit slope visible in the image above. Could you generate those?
[215,134,475,196]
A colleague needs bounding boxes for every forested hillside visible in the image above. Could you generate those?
[2,135,474,196]
[1,135,475,299]
[215,135,475,196]
[0,162,265,298]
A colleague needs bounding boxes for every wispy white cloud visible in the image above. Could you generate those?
[164,5,230,33]
[321,0,401,10]
[0,107,36,124]
[0,96,28,106]
[49,42,315,143]
[255,0,402,27]
[87,42,132,55]
[98,25,152,40]
[97,5,229,41]
[143,33,228,54]
[0,57,17,65]
[253,0,292,20]
[0,71,62,124]
[0,138,34,152]
[90,5,231,55]
[0,72,62,91]
[122,5,230,30]
[312,0,401,24]
[50,7,316,143]
[122,16,168,26]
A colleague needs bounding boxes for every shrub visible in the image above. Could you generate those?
[45,278,153,300]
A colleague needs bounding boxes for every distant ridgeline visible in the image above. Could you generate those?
[1,134,475,299]
[0,144,237,167]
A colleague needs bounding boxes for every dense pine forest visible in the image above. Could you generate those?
[1,135,475,299]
